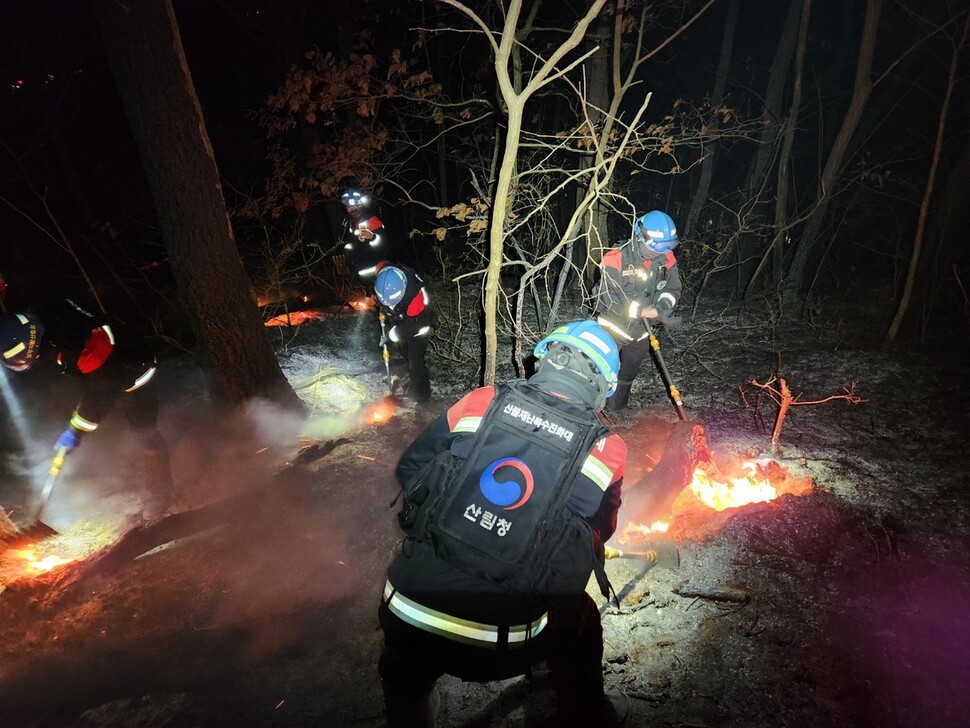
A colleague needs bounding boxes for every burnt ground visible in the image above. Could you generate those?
[0,287,968,728]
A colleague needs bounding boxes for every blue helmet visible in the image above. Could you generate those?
[0,312,45,372]
[534,320,620,396]
[341,188,370,211]
[634,210,679,253]
[375,266,408,308]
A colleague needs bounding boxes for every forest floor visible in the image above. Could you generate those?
[0,286,968,728]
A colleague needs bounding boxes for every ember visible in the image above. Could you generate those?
[263,309,328,327]
[349,295,375,311]
[359,396,398,425]
[1,519,119,589]
[10,548,75,574]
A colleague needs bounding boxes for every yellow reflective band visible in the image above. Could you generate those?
[596,317,633,342]
[453,415,482,433]
[384,581,547,649]
[581,453,613,492]
[69,412,99,432]
[125,366,156,393]
[3,342,26,359]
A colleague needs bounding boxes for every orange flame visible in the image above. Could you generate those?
[358,397,398,425]
[688,461,777,511]
[263,309,327,327]
[624,520,670,538]
[10,548,75,574]
[349,296,375,311]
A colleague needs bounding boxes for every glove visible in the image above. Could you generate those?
[656,310,683,329]
[56,427,79,451]
[379,334,389,347]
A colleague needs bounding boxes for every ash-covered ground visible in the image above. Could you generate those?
[0,289,968,728]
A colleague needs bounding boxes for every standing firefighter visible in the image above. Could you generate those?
[593,209,683,411]
[378,320,631,728]
[374,264,436,403]
[340,188,388,287]
[0,299,174,521]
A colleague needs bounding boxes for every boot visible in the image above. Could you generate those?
[607,381,633,411]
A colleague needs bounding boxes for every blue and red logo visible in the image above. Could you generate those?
[479,458,534,510]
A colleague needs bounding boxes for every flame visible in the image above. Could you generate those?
[349,296,375,311]
[624,520,670,538]
[688,461,777,511]
[10,548,75,574]
[263,309,327,327]
[358,396,398,425]
[623,460,786,541]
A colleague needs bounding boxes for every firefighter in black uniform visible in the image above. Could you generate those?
[373,263,436,403]
[593,209,683,411]
[340,188,389,287]
[0,298,174,521]
[378,320,632,728]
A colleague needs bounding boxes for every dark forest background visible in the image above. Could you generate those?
[1,0,967,402]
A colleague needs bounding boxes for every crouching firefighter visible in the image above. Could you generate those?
[0,299,175,522]
[378,320,632,728]
[593,209,683,411]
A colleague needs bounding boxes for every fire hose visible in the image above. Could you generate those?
[643,319,687,421]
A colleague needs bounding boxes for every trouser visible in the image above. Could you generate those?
[396,335,431,402]
[605,335,650,410]
[378,593,604,728]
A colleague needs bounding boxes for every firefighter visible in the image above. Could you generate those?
[593,209,683,411]
[340,188,388,287]
[378,320,631,728]
[0,299,175,521]
[374,263,436,403]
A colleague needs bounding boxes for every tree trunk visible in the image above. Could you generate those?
[578,5,613,285]
[745,0,811,298]
[684,0,739,238]
[783,0,882,303]
[737,0,802,292]
[883,12,969,348]
[93,0,302,409]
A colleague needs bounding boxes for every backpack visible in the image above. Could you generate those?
[397,381,610,592]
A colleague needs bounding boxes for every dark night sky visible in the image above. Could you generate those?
[0,1,965,319]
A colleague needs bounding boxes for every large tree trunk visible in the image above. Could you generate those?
[93,0,302,409]
[684,0,739,238]
[782,0,882,303]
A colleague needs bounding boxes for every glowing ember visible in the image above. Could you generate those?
[624,520,670,538]
[1,520,120,588]
[10,549,75,574]
[264,309,327,327]
[358,397,398,425]
[688,461,777,511]
[349,296,375,311]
